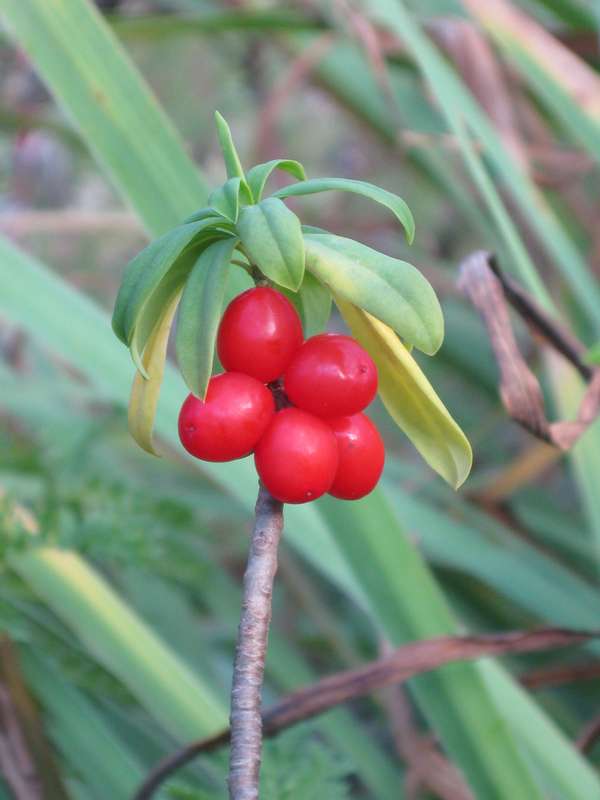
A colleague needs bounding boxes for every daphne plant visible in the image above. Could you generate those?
[112,112,471,800]
[112,112,471,490]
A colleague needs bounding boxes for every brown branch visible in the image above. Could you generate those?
[487,256,592,380]
[458,250,600,449]
[228,484,284,800]
[577,713,600,754]
[521,660,600,691]
[0,684,41,800]
[134,626,597,799]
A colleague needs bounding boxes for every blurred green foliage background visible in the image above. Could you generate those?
[1,1,600,798]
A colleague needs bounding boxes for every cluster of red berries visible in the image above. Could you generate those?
[178,286,385,504]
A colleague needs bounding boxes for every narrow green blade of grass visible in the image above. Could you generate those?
[530,0,597,28]
[0,230,366,617]
[360,0,600,329]
[0,234,573,798]
[11,547,227,740]
[450,118,552,309]
[331,480,600,798]
[111,10,326,40]
[318,493,547,800]
[1,0,208,233]
[20,648,153,800]
[361,0,600,593]
[464,0,600,168]
[2,9,587,792]
[546,354,600,564]
[303,39,497,241]
[387,483,600,635]
[126,570,403,799]
[480,661,600,799]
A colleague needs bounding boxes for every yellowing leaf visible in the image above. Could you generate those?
[128,291,181,455]
[336,299,472,488]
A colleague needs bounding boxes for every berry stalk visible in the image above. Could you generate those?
[228,481,284,800]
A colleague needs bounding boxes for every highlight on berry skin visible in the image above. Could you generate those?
[217,286,303,383]
[178,286,385,504]
[178,371,274,462]
[113,112,471,493]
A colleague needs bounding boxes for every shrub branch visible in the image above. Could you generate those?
[228,482,284,800]
[134,626,599,799]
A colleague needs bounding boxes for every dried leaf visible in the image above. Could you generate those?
[458,251,600,450]
[128,291,181,455]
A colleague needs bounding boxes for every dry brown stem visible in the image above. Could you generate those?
[135,626,596,799]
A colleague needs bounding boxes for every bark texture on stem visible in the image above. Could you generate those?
[228,484,284,800]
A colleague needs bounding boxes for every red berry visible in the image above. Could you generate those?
[328,413,385,500]
[217,287,303,382]
[285,334,377,418]
[178,373,274,462]
[254,408,339,504]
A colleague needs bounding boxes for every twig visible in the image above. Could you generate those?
[487,255,592,379]
[577,713,600,753]
[0,684,41,800]
[134,626,596,799]
[228,484,284,800]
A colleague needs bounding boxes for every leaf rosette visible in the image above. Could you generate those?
[112,113,471,487]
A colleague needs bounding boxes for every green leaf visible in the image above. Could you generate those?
[317,492,545,800]
[128,269,185,377]
[246,159,306,202]
[449,116,552,310]
[112,219,225,345]
[20,650,147,799]
[214,111,246,181]
[274,177,415,244]
[358,0,600,573]
[128,231,231,374]
[10,547,227,740]
[183,205,231,225]
[302,224,330,235]
[207,177,251,223]
[237,198,305,290]
[304,233,443,355]
[0,0,208,235]
[585,341,600,365]
[363,0,600,328]
[526,0,596,28]
[383,485,600,799]
[282,272,332,337]
[336,299,471,488]
[111,9,328,39]
[4,235,587,799]
[128,292,181,455]
[175,239,238,398]
[481,662,600,800]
